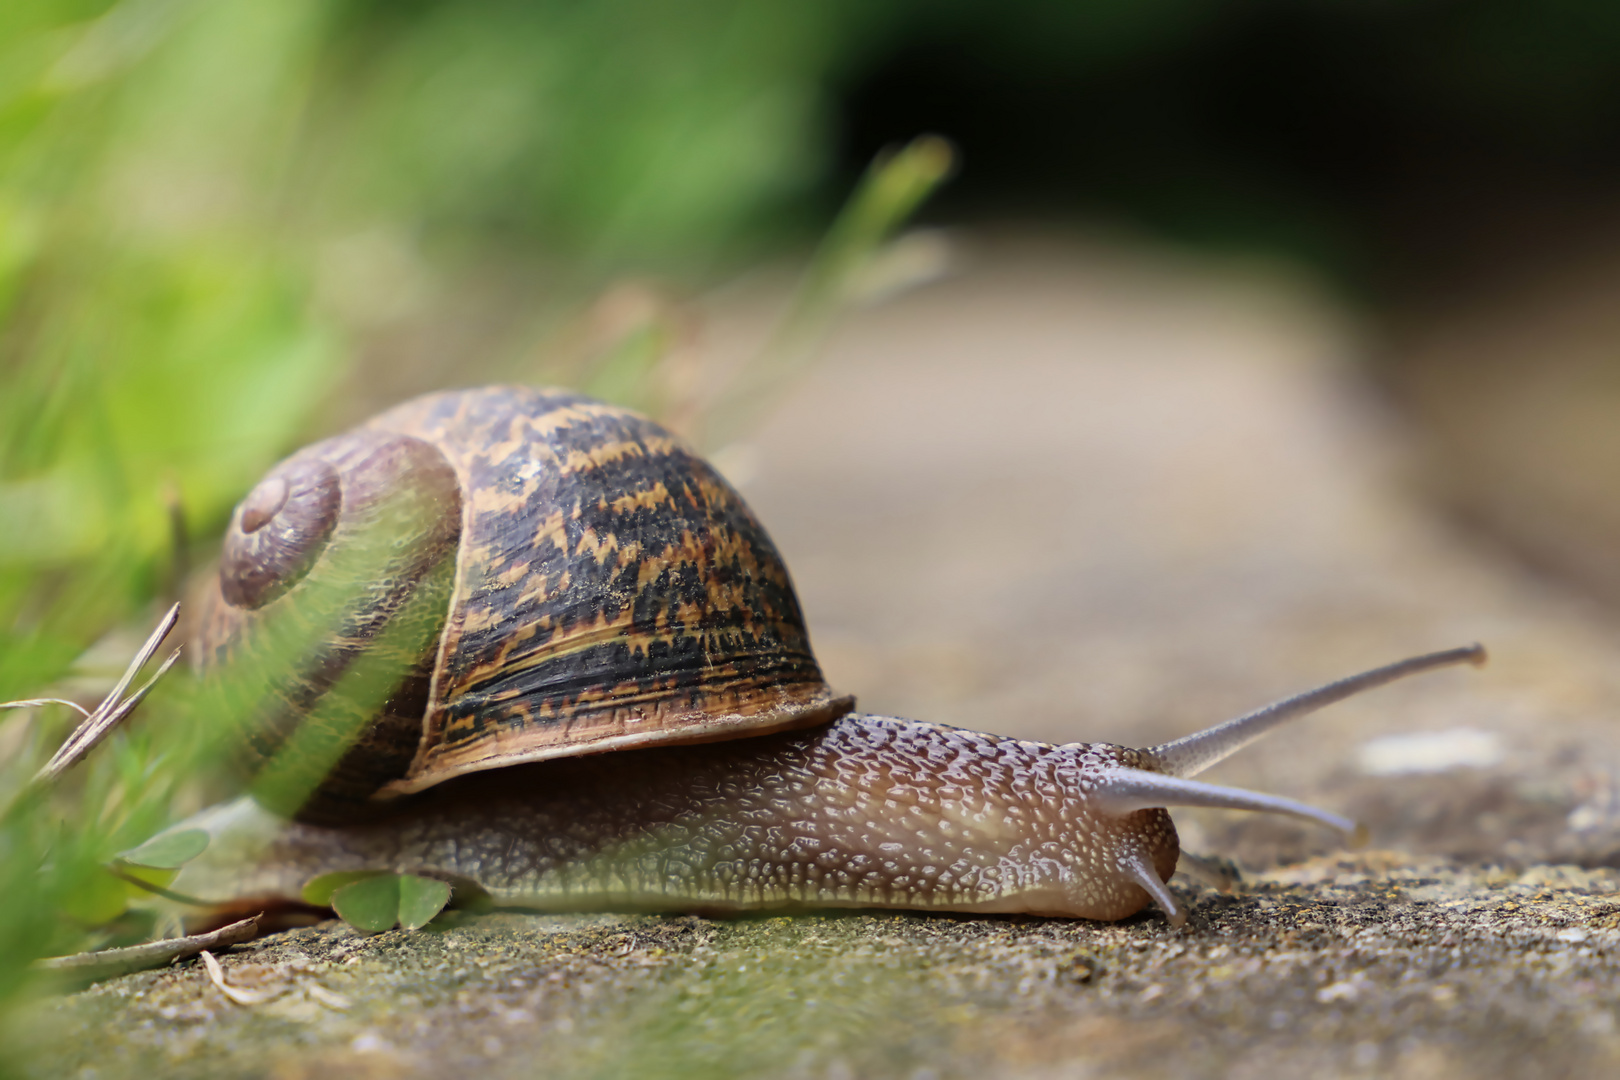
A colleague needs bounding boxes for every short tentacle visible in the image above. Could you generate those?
[1120,849,1185,927]
[1146,644,1486,779]
[1090,767,1369,843]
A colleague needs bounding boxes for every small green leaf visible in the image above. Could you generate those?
[116,829,209,869]
[301,870,389,907]
[331,875,401,934]
[397,874,452,930]
[317,871,453,933]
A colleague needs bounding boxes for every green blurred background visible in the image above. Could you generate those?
[7,0,1620,1014]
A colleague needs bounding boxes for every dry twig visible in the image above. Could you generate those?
[33,914,260,984]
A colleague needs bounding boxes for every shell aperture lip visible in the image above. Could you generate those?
[220,456,342,609]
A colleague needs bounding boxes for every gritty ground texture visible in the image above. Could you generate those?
[24,858,1620,1080]
[21,232,1620,1077]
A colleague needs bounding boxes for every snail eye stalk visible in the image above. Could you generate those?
[1146,645,1487,779]
[1091,767,1363,839]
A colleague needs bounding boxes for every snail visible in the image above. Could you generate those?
[167,386,1485,928]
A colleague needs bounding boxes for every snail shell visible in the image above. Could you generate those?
[181,386,1485,926]
[196,387,850,822]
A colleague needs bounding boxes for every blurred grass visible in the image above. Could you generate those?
[3,6,347,1027]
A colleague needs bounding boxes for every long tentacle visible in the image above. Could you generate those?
[1147,644,1486,779]
[1090,767,1369,844]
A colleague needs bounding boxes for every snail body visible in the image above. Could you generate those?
[175,387,1484,927]
[178,718,1186,922]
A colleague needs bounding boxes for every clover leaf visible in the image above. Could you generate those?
[304,872,453,934]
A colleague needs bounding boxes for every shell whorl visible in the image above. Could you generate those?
[219,456,341,609]
[200,430,463,820]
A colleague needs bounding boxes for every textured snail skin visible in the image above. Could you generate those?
[173,714,1180,922]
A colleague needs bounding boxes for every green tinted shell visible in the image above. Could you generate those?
[197,386,852,820]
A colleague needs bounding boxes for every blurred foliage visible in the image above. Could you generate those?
[316,0,852,264]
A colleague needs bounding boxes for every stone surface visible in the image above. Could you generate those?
[24,231,1620,1077]
[25,858,1620,1079]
